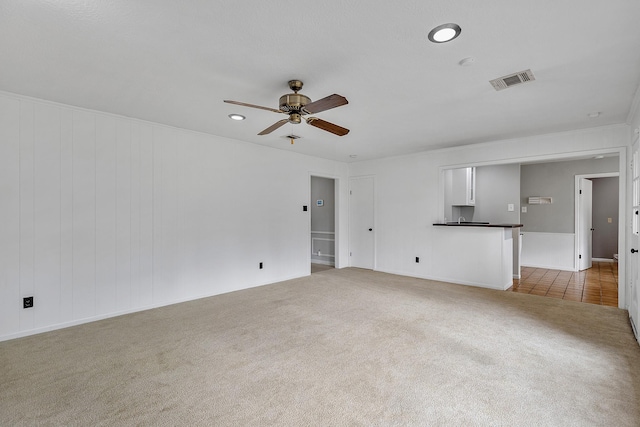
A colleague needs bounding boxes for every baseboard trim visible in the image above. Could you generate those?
[521,263,577,272]
[0,273,305,343]
[630,315,639,347]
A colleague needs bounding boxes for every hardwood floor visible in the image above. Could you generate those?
[509,261,618,307]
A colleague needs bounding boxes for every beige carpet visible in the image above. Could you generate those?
[1,268,639,426]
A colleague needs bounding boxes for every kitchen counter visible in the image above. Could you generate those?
[430,225,519,290]
[433,222,523,228]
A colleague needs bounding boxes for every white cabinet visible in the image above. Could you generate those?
[451,167,475,206]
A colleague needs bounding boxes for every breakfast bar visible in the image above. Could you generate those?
[431,222,523,290]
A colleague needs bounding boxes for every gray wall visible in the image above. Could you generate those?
[311,177,335,264]
[473,164,521,224]
[592,177,619,259]
[445,164,520,224]
[520,157,618,233]
[311,177,335,232]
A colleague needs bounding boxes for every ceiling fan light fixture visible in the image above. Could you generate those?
[228,114,246,121]
[225,80,350,136]
[428,23,462,43]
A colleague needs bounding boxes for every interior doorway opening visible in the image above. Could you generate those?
[310,176,336,273]
[575,173,619,271]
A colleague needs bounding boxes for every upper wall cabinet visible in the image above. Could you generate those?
[451,167,476,206]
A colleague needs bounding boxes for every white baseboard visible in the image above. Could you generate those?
[521,263,577,272]
[630,315,639,346]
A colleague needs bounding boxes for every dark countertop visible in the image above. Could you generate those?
[433,222,523,228]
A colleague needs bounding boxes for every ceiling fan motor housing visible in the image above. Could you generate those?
[279,93,310,114]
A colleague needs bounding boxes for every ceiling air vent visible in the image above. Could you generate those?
[490,69,536,91]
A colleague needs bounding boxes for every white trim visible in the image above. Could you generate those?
[311,231,335,235]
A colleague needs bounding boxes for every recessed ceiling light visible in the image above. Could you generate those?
[228,114,245,121]
[594,155,605,159]
[459,57,475,66]
[587,112,601,118]
[428,23,462,43]
[349,155,358,158]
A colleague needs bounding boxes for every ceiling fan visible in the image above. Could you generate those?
[224,80,350,137]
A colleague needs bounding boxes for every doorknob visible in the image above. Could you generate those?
[632,248,638,254]
[368,228,373,231]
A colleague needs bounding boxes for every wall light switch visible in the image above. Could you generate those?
[608,217,612,223]
[507,204,515,212]
[521,207,527,213]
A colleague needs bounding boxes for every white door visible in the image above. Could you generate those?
[578,178,593,270]
[630,138,640,329]
[349,177,374,269]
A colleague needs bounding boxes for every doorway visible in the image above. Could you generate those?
[310,176,336,273]
[575,173,619,271]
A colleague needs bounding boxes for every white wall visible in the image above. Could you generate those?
[0,92,349,341]
[348,125,629,288]
[520,232,575,270]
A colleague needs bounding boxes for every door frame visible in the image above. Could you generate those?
[574,172,620,271]
[308,172,342,272]
[629,132,640,335]
[574,172,621,301]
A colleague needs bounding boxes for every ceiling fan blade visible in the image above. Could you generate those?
[306,117,350,136]
[258,119,289,135]
[302,94,348,114]
[224,100,283,114]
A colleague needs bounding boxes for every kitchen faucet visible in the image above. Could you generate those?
[458,216,466,224]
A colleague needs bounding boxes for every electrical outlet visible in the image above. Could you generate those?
[415,257,420,263]
[23,296,33,309]
[507,204,515,212]
[259,262,263,269]
[522,207,527,213]
[608,217,612,223]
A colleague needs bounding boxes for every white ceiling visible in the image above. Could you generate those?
[1,0,639,162]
